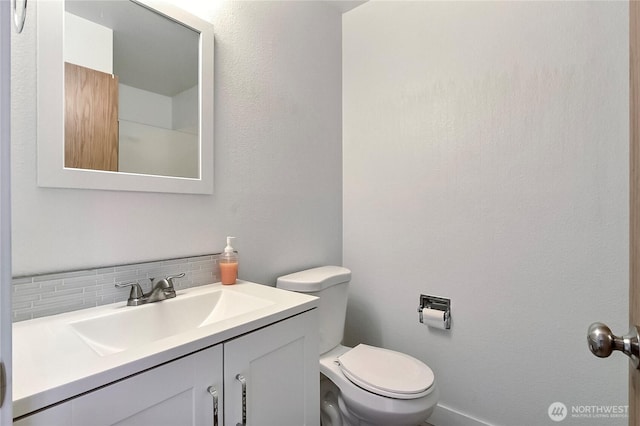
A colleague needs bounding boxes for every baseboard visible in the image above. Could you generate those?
[427,403,493,426]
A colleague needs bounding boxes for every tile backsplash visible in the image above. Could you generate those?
[12,254,220,322]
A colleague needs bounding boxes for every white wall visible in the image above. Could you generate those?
[117,84,199,178]
[118,84,173,129]
[64,12,112,74]
[343,2,628,425]
[173,85,198,134]
[118,120,198,178]
[11,1,343,282]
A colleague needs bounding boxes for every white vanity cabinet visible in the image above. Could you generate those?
[15,309,319,426]
[224,307,319,426]
[15,344,223,426]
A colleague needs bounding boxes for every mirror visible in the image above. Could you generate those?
[64,1,200,179]
[37,0,214,194]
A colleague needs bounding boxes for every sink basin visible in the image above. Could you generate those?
[68,288,273,356]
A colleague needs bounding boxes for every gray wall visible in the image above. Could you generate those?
[11,1,343,282]
[343,2,628,425]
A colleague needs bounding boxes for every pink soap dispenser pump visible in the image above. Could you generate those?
[220,236,238,285]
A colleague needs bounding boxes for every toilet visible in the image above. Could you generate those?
[276,266,439,426]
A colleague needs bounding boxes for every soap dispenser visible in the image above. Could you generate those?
[220,236,238,285]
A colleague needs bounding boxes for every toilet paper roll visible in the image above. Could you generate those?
[422,307,448,330]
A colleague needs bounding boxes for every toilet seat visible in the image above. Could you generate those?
[337,344,434,399]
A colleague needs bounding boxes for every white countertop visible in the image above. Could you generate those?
[13,281,318,418]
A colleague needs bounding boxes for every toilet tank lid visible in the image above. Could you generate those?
[276,266,351,292]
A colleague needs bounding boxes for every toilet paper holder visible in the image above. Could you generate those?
[418,294,451,329]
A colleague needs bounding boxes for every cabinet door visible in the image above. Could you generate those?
[224,310,319,426]
[16,344,223,426]
[14,402,71,426]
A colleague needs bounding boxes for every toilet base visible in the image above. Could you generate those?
[321,376,363,426]
[320,374,437,426]
[320,377,343,426]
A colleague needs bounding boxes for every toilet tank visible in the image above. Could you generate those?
[276,266,351,354]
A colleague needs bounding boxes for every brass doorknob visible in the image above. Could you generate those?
[587,322,640,368]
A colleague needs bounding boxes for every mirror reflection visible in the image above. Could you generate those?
[64,0,200,179]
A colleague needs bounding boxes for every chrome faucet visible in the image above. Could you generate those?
[115,273,185,306]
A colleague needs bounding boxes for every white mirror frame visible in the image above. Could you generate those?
[37,0,214,194]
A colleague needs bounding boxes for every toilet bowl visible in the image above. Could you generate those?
[320,345,439,426]
[276,266,439,426]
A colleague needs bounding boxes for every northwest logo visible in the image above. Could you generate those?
[548,402,568,422]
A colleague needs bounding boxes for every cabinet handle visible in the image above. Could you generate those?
[207,386,219,426]
[236,374,247,426]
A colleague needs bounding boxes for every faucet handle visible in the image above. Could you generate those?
[163,273,185,290]
[166,273,185,283]
[147,273,184,300]
[115,281,145,306]
[150,273,184,287]
[165,273,185,295]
